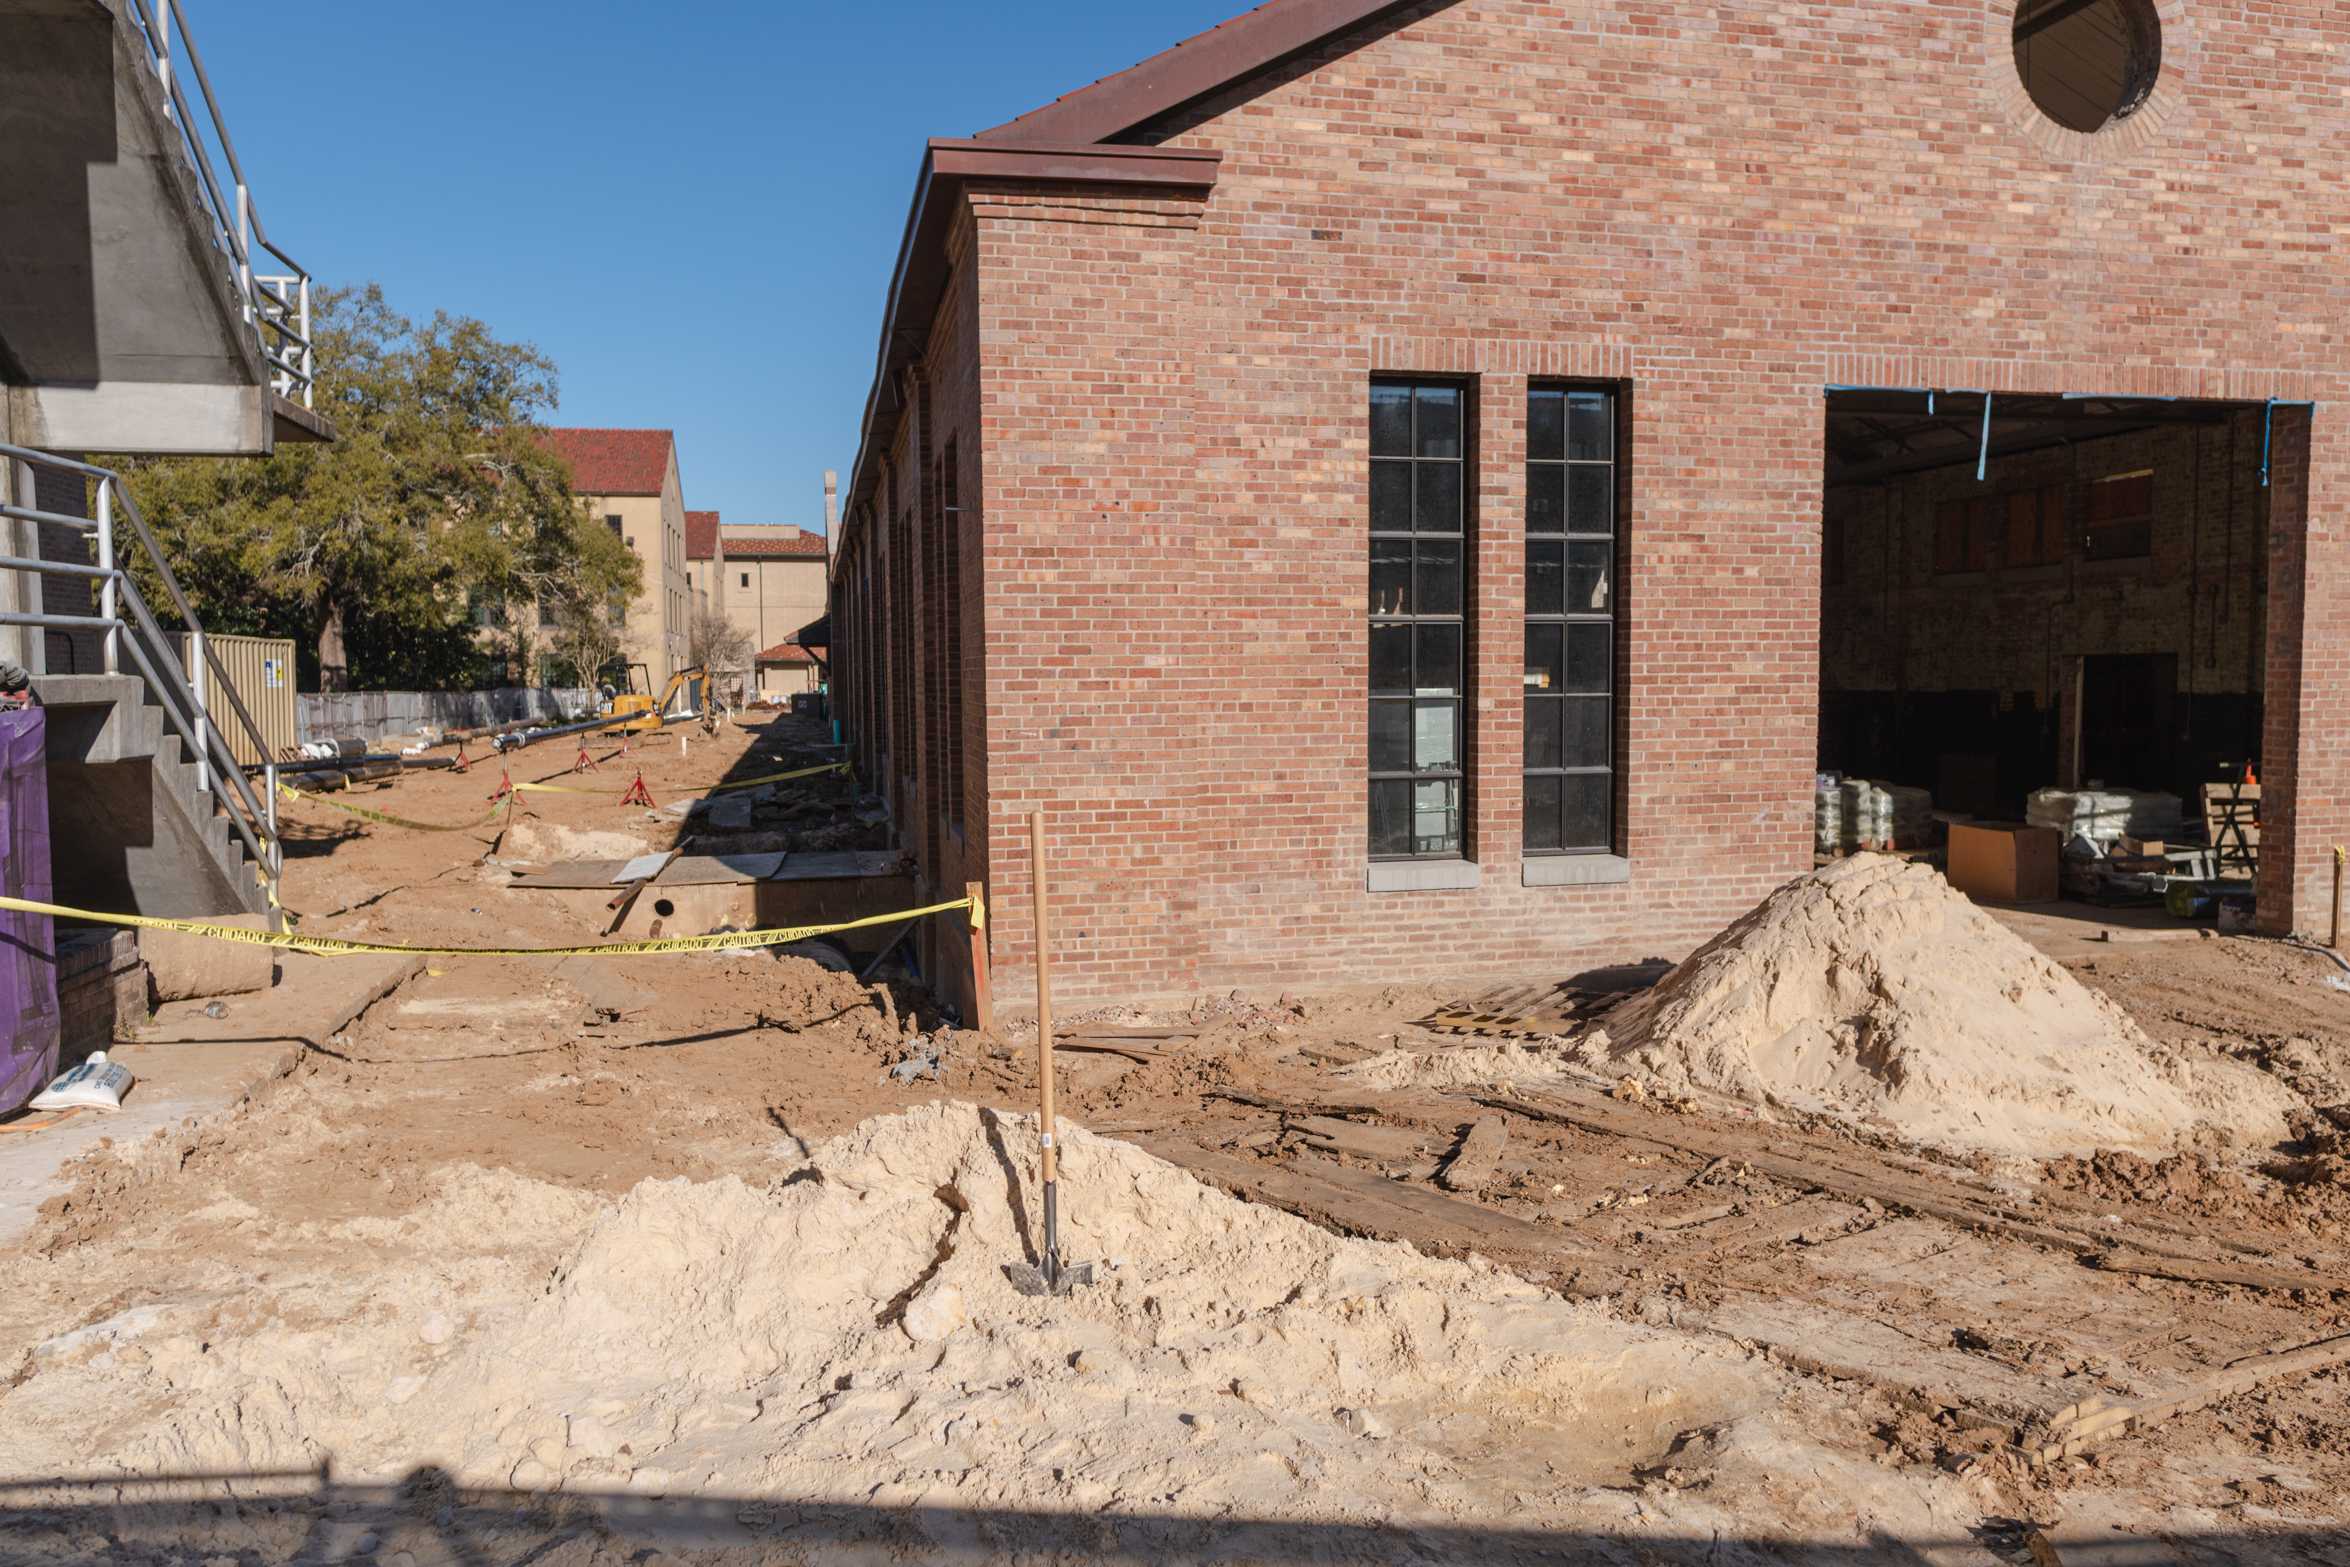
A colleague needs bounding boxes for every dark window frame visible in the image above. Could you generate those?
[1368,378,1472,862]
[2084,468,2154,561]
[1522,382,1622,857]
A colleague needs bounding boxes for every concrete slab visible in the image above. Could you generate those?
[0,951,419,1245]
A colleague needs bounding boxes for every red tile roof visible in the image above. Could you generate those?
[755,639,818,665]
[719,528,828,560]
[535,428,674,496]
[976,0,1425,145]
[685,510,720,560]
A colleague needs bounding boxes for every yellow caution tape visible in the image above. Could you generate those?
[280,782,510,833]
[706,760,851,796]
[0,893,979,959]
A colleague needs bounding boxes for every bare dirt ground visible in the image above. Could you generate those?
[3,719,2348,1563]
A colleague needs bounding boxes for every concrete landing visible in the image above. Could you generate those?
[0,951,420,1246]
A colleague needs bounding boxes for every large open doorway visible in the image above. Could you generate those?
[1818,389,2291,918]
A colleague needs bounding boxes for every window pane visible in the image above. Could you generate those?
[1413,778,1462,855]
[1416,461,1462,532]
[1527,389,1565,463]
[1370,778,1414,855]
[1524,694,1562,770]
[1526,464,1565,534]
[1564,622,1611,694]
[1370,384,1412,457]
[1524,774,1563,852]
[1567,391,1612,461]
[1416,386,1461,459]
[1526,538,1564,616]
[1567,464,1612,534]
[1370,534,1412,615]
[1413,698,1458,770]
[1567,539,1612,613]
[1369,700,1411,773]
[1370,624,1412,694]
[1562,773,1611,850]
[1370,460,1412,533]
[1563,696,1609,768]
[1416,536,1463,616]
[1415,622,1461,694]
[1524,622,1563,692]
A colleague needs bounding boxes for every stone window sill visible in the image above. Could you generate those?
[1366,859,1482,893]
[1522,854,1631,888]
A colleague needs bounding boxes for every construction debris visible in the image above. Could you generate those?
[1434,1114,1506,1192]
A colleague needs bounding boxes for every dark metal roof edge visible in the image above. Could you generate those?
[973,0,1440,146]
[837,143,1222,556]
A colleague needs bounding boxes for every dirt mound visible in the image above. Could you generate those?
[1600,856,2295,1158]
[0,1104,1982,1557]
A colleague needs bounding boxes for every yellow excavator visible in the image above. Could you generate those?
[607,663,723,736]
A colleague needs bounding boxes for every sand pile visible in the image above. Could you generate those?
[1338,1039,1575,1091]
[1599,856,2295,1158]
[0,1103,1981,1559]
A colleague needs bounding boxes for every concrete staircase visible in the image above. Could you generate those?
[33,673,268,918]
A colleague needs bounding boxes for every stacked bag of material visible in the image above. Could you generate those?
[1814,774,1845,855]
[2027,788,2184,858]
[1816,776,1936,853]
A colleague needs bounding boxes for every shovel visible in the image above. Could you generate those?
[1007,808,1094,1297]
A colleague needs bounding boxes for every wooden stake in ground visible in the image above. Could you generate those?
[1008,808,1092,1296]
[2332,845,2343,951]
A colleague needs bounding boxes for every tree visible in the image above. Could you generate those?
[545,594,627,693]
[688,601,754,680]
[114,283,641,691]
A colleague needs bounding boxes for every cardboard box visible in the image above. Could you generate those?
[1946,822,2061,904]
[2118,835,2167,858]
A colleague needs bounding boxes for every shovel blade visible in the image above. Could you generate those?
[1004,1260,1095,1298]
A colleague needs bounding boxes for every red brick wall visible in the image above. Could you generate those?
[859,0,2350,1002]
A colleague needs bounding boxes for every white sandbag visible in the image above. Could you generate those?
[30,1051,133,1112]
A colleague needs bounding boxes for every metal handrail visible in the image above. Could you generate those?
[120,0,314,407]
[0,444,283,924]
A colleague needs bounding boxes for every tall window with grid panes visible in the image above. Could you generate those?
[1368,380,1468,859]
[1522,385,1618,855]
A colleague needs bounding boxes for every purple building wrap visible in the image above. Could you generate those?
[0,708,59,1114]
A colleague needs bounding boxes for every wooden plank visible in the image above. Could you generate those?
[1436,1115,1507,1192]
[2089,1248,2348,1297]
[1136,1135,1624,1293]
[2026,1331,2350,1464]
[507,859,632,889]
[611,850,678,885]
[964,881,994,1034]
[1482,1087,2349,1290]
[653,850,782,886]
[767,849,909,882]
[1289,1116,1427,1163]
[1700,1296,2066,1431]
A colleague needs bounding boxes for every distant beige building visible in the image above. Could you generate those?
[536,428,690,685]
[687,510,827,695]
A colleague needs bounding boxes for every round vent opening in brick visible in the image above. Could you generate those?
[2013,0,2162,134]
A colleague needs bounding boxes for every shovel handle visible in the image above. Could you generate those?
[1031,809,1057,1185]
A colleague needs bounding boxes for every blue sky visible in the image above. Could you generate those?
[196,0,1242,529]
